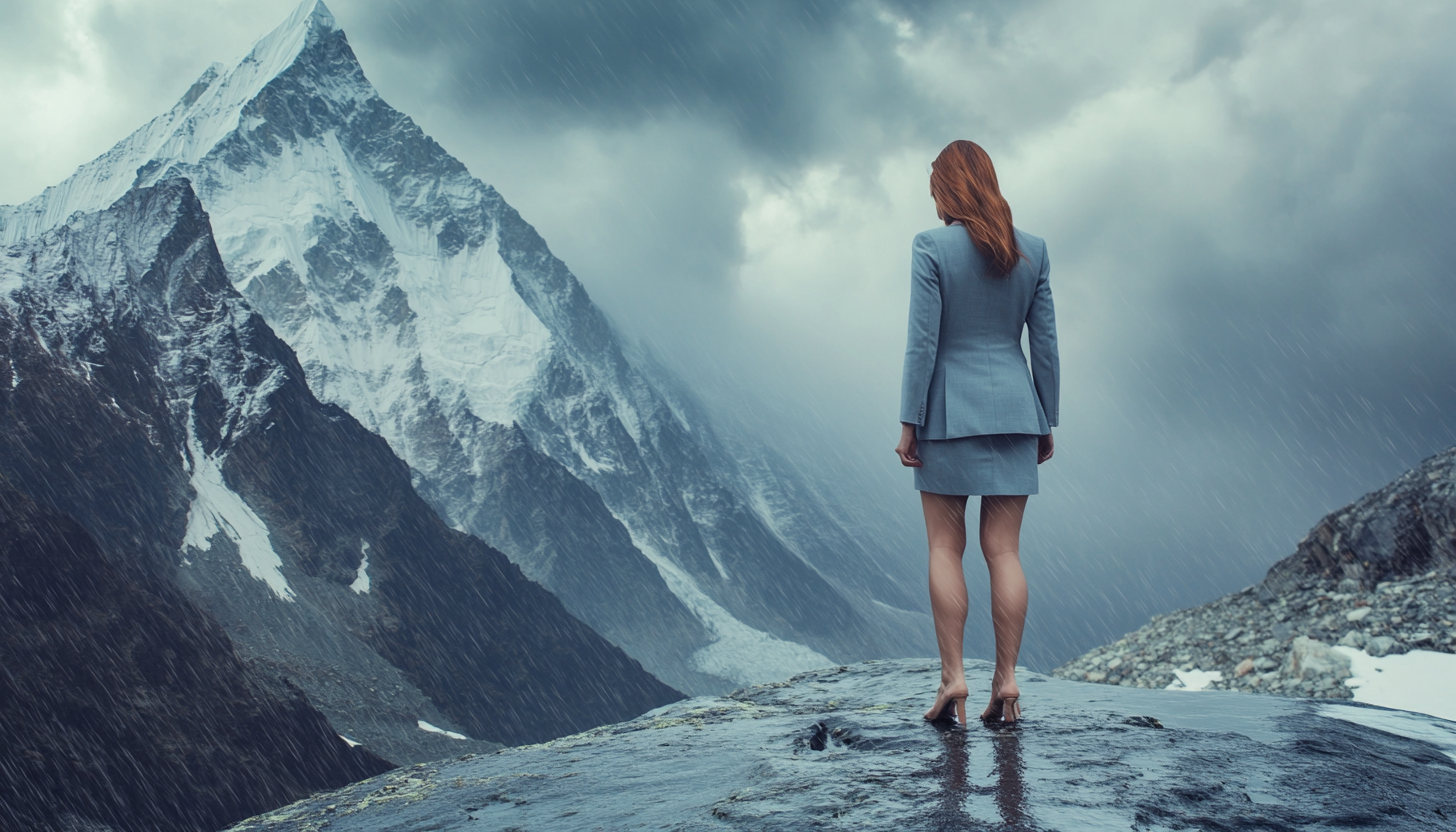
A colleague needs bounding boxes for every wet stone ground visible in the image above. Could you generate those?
[1053,568,1456,697]
[228,659,1456,831]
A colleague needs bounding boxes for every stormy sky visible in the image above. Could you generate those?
[3,0,1453,668]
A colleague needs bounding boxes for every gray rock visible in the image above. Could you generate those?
[223,660,1456,832]
[1257,581,1279,604]
[1284,637,1352,682]
[1337,630,1367,649]
[1365,636,1399,657]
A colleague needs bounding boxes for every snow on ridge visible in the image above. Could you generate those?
[417,720,469,741]
[181,418,296,602]
[628,536,832,687]
[350,540,371,594]
[203,149,554,432]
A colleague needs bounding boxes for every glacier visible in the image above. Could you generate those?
[0,0,926,694]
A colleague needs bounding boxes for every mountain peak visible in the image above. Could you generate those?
[240,0,340,83]
[277,0,338,39]
[307,0,337,30]
[0,1,356,246]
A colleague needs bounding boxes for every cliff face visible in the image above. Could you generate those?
[224,660,1456,832]
[1264,446,1456,593]
[0,482,393,832]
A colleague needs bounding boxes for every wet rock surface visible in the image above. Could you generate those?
[228,659,1456,831]
[1056,447,1456,698]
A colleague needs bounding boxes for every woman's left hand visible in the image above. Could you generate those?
[896,423,922,467]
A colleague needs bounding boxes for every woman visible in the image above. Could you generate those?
[896,140,1058,726]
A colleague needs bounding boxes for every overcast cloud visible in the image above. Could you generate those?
[3,0,1453,668]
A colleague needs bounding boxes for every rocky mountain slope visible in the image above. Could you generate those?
[0,481,392,832]
[0,0,924,695]
[1055,446,1456,697]
[225,659,1456,831]
[0,179,681,768]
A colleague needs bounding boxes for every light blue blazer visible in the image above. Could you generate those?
[900,224,1059,439]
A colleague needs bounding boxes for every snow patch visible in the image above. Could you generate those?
[350,540,371,593]
[181,420,295,602]
[417,720,469,740]
[338,734,361,748]
[1317,703,1456,764]
[195,136,554,440]
[1334,645,1456,723]
[1166,669,1224,691]
[572,441,616,474]
[631,539,832,686]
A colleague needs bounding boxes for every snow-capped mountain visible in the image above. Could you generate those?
[1,0,923,693]
[0,178,681,762]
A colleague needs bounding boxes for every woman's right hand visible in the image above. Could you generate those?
[896,423,922,467]
[1038,430,1054,464]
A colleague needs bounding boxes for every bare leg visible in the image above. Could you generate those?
[921,491,970,722]
[979,494,1028,722]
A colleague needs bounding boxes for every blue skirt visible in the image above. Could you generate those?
[914,433,1039,496]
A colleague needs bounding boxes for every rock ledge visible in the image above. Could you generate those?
[228,659,1456,831]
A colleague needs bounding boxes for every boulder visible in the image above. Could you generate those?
[1337,630,1367,649]
[1365,635,1400,657]
[1284,637,1352,682]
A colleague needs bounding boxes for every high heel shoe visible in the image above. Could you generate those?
[981,694,1021,725]
[924,686,968,725]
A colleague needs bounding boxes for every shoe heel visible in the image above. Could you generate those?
[1001,695,1020,724]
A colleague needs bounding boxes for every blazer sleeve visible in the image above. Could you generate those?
[899,232,942,426]
[1026,243,1059,429]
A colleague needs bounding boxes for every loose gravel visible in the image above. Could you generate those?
[1052,568,1456,699]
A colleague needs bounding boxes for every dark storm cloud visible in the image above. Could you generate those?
[355,0,960,158]
[1136,59,1456,473]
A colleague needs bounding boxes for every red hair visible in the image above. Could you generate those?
[930,140,1024,277]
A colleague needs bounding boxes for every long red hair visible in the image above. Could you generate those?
[930,140,1024,277]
